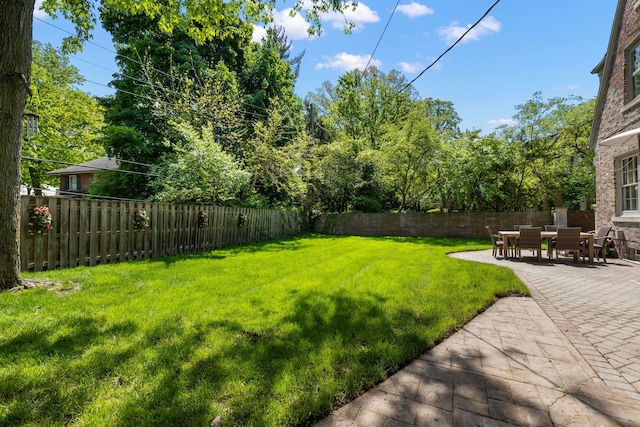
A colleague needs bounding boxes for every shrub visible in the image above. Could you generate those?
[352,195,381,213]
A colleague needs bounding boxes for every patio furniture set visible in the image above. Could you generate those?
[485,225,625,264]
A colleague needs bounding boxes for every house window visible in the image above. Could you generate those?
[620,154,638,213]
[628,39,640,101]
[69,175,79,191]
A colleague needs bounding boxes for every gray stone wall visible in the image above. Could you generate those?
[313,211,595,239]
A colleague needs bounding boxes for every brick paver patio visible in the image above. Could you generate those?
[315,250,640,426]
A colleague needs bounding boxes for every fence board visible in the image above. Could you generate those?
[47,198,59,269]
[78,201,88,266]
[109,200,118,264]
[89,201,98,266]
[33,196,46,271]
[100,201,108,264]
[59,198,69,269]
[69,200,79,267]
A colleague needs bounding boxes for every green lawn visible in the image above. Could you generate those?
[0,235,527,426]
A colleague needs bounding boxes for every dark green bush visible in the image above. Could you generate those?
[352,195,382,213]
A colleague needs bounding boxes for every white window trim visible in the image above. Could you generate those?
[627,38,640,103]
[69,174,79,191]
[616,151,640,217]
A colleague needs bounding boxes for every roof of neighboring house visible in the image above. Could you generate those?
[46,156,118,176]
[589,0,626,149]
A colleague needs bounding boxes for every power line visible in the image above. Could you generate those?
[21,156,161,177]
[398,0,502,95]
[34,16,177,82]
[364,0,400,72]
[38,15,297,120]
[24,185,148,202]
[31,143,157,169]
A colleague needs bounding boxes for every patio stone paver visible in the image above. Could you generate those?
[315,250,640,426]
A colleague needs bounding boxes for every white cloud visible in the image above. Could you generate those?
[438,16,501,45]
[34,0,48,19]
[252,8,315,42]
[486,118,516,128]
[399,61,424,73]
[251,25,267,43]
[315,52,382,72]
[273,8,314,40]
[322,2,379,31]
[552,84,581,92]
[397,2,435,18]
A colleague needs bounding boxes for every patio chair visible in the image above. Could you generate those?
[613,230,628,260]
[553,227,582,262]
[485,226,504,258]
[514,224,532,231]
[591,225,612,263]
[544,225,559,232]
[515,227,542,261]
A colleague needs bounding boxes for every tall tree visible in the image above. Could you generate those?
[379,101,438,211]
[0,0,353,289]
[23,41,105,195]
[497,92,595,210]
[330,67,417,148]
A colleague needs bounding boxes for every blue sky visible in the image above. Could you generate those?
[33,0,617,133]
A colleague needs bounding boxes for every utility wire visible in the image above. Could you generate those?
[31,143,157,169]
[39,15,293,119]
[398,0,502,95]
[24,185,148,202]
[364,0,400,72]
[21,156,161,177]
[34,16,177,82]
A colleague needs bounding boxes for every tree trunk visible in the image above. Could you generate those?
[0,0,35,289]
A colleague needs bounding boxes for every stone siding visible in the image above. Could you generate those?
[314,211,594,239]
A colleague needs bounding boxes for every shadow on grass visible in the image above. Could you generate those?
[0,316,139,425]
[0,286,438,426]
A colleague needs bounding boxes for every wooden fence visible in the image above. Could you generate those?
[20,196,305,272]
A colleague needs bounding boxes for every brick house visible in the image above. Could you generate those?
[45,156,118,197]
[590,0,640,260]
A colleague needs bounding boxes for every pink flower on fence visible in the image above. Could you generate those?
[29,205,52,235]
[198,211,209,228]
[133,209,149,231]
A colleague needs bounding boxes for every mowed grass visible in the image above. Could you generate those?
[0,235,527,426]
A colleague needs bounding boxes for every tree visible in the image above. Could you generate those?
[497,92,595,210]
[330,67,417,148]
[151,124,250,204]
[22,41,105,195]
[242,99,308,208]
[0,0,353,289]
[379,101,437,211]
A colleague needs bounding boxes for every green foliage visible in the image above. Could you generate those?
[379,100,439,211]
[2,235,527,426]
[330,67,417,148]
[22,41,105,194]
[351,195,381,212]
[496,93,596,210]
[151,124,250,204]
[41,0,353,51]
[243,99,308,208]
[309,138,360,212]
[308,82,596,213]
[89,125,152,199]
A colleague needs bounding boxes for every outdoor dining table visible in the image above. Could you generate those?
[498,230,595,264]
